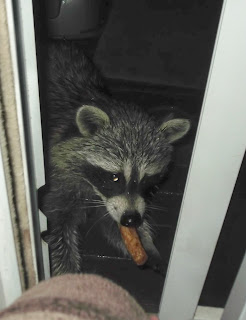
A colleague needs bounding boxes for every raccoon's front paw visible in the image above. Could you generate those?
[41,230,50,243]
[151,260,167,277]
[41,231,56,248]
[142,256,167,277]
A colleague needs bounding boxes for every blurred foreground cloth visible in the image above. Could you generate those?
[0,274,151,320]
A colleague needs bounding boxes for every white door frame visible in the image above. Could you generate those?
[221,251,246,320]
[159,0,246,318]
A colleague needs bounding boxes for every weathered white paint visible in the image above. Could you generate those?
[0,148,22,309]
[9,0,49,280]
[5,0,39,283]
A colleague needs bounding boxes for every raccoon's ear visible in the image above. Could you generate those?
[76,105,110,136]
[159,118,191,143]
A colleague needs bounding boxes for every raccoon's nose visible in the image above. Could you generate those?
[120,211,142,228]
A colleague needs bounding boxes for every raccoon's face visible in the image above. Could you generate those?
[82,163,164,228]
[98,170,165,228]
[75,104,190,227]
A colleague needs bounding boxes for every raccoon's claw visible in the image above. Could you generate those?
[152,261,167,277]
[41,230,50,243]
[140,256,167,277]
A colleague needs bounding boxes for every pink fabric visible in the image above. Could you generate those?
[0,274,158,320]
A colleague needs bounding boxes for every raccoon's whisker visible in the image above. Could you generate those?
[85,212,109,238]
[143,219,155,234]
[84,201,105,205]
[146,205,160,210]
[81,205,106,209]
[83,203,105,206]
[146,205,168,212]
[146,203,167,209]
[46,208,60,213]
[84,199,105,204]
[83,202,105,206]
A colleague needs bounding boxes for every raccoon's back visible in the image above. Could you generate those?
[45,41,106,143]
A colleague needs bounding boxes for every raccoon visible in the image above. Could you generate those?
[41,41,190,276]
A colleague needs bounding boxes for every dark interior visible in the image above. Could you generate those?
[33,0,246,313]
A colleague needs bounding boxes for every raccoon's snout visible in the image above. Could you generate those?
[120,211,142,228]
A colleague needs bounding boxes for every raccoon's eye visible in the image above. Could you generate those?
[112,174,119,182]
[140,174,160,194]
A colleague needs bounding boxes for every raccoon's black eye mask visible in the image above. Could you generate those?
[82,164,126,197]
[140,173,164,199]
[82,162,165,199]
